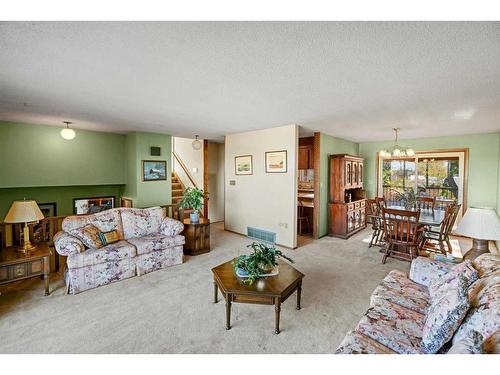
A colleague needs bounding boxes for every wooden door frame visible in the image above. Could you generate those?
[313,132,321,239]
[203,139,209,219]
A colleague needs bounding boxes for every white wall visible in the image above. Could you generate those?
[172,137,204,189]
[208,142,225,222]
[225,124,298,248]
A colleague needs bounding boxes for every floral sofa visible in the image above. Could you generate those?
[54,207,185,294]
[335,253,500,354]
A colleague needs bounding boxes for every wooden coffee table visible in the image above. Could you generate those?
[212,259,304,334]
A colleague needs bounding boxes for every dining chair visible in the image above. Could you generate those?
[375,196,386,209]
[367,199,383,248]
[297,200,311,235]
[380,208,421,263]
[420,204,461,255]
[416,196,436,213]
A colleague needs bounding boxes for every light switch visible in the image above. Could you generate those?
[229,180,236,185]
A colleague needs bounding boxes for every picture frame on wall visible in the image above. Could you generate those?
[74,196,115,215]
[235,155,253,175]
[142,160,167,181]
[265,150,287,173]
[32,202,57,243]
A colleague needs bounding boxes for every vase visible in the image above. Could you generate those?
[190,211,200,223]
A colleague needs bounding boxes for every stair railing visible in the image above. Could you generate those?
[172,151,198,189]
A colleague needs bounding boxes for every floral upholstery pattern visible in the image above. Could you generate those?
[160,217,185,236]
[135,246,184,276]
[421,274,470,353]
[473,253,500,278]
[53,232,85,256]
[447,330,483,354]
[409,256,454,287]
[121,207,164,239]
[370,270,430,314]
[356,298,426,354]
[428,260,478,302]
[335,331,396,354]
[62,209,124,238]
[66,240,136,268]
[55,208,185,294]
[70,224,103,249]
[127,233,185,255]
[66,258,136,294]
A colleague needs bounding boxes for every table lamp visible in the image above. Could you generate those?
[455,207,500,260]
[4,199,45,253]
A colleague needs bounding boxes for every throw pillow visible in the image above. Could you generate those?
[447,330,483,354]
[98,230,120,246]
[421,274,470,353]
[429,260,479,301]
[70,224,103,249]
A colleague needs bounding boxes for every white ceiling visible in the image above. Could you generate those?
[1,22,499,142]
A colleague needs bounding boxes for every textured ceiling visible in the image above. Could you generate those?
[1,21,499,142]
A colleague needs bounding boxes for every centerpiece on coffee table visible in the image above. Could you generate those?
[233,242,294,284]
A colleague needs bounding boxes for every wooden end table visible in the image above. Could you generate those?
[182,218,210,255]
[0,242,50,296]
[212,259,304,334]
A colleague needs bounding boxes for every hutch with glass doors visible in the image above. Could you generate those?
[328,154,366,238]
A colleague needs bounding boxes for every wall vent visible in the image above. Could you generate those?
[247,227,276,244]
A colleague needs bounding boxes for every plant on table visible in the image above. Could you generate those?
[393,188,417,210]
[178,187,207,215]
[233,242,294,284]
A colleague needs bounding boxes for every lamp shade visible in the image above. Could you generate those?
[4,200,45,223]
[455,207,500,240]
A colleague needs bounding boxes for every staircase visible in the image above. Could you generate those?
[171,172,185,205]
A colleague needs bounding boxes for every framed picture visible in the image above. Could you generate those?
[38,202,57,218]
[142,160,167,181]
[265,150,287,173]
[235,155,253,175]
[73,196,115,215]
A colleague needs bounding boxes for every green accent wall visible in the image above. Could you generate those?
[123,132,172,208]
[0,121,126,187]
[358,133,500,209]
[319,133,359,237]
[0,185,124,218]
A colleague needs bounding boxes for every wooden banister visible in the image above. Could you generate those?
[172,151,198,189]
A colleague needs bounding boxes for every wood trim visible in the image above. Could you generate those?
[313,132,321,239]
[203,140,209,219]
[172,151,198,188]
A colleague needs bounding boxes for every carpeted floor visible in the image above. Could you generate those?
[0,224,412,353]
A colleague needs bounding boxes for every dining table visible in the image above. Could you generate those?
[385,205,446,227]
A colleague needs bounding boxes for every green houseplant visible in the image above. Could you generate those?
[233,242,294,284]
[394,188,417,210]
[179,187,207,223]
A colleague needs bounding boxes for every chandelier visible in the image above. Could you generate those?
[379,128,415,158]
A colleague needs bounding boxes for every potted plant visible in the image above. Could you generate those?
[233,242,294,284]
[394,188,417,210]
[179,187,207,223]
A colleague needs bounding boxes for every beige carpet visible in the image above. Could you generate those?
[0,225,411,354]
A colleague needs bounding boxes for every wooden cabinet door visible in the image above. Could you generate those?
[347,211,355,232]
[352,161,359,187]
[345,160,352,187]
[298,147,310,169]
[360,207,366,227]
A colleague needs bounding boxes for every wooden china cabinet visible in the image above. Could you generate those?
[328,154,366,238]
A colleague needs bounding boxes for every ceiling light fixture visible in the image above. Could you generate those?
[192,135,202,150]
[379,128,415,158]
[61,121,76,140]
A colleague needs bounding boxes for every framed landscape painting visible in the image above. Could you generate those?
[265,150,287,173]
[235,155,253,175]
[74,196,115,215]
[142,160,167,181]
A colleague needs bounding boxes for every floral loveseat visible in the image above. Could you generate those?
[335,253,500,354]
[54,207,185,294]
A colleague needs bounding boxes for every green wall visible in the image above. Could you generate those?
[319,133,359,237]
[0,121,126,187]
[123,132,172,208]
[0,185,123,218]
[0,122,173,219]
[358,132,500,209]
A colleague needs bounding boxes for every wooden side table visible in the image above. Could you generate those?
[182,218,210,255]
[0,242,50,295]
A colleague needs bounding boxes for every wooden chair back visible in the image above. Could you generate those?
[367,199,381,228]
[381,208,421,246]
[298,200,306,218]
[441,203,461,238]
[416,196,436,211]
[375,196,386,209]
